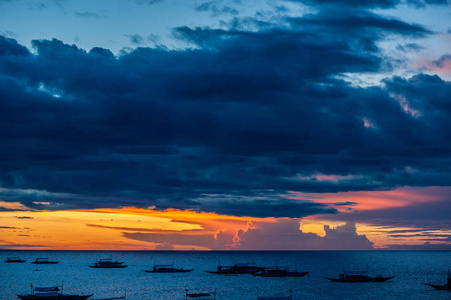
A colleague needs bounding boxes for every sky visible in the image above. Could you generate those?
[0,0,451,251]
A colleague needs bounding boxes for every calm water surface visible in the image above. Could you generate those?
[0,251,450,300]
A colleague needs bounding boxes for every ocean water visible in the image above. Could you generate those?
[0,251,450,300]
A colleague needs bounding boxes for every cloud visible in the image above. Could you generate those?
[195,1,240,16]
[133,0,163,5]
[233,220,373,250]
[75,11,105,19]
[294,0,450,9]
[154,242,175,250]
[0,3,450,219]
[123,231,217,248]
[386,242,451,250]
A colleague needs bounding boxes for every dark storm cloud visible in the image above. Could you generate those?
[0,4,450,218]
[295,0,450,9]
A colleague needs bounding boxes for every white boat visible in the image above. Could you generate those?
[17,285,92,300]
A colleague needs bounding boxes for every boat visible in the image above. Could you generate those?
[425,269,451,290]
[324,268,394,282]
[16,285,92,300]
[5,256,27,263]
[185,289,216,299]
[254,266,309,277]
[30,258,59,264]
[206,262,264,274]
[144,264,193,273]
[89,258,127,268]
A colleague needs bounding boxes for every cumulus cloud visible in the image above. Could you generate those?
[233,220,373,250]
[154,242,175,250]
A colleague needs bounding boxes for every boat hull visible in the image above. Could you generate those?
[5,260,26,263]
[255,272,309,277]
[425,283,451,290]
[145,269,192,273]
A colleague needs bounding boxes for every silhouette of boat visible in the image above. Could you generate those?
[144,264,193,273]
[185,289,216,299]
[254,266,308,277]
[5,256,27,263]
[17,285,92,300]
[425,269,451,290]
[325,268,394,282]
[206,262,264,274]
[89,258,127,268]
[30,258,59,264]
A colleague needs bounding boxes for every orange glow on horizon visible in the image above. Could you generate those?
[1,186,450,250]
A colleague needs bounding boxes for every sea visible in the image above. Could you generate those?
[0,251,450,300]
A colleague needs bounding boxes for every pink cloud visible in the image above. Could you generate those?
[288,186,450,211]
[232,219,373,250]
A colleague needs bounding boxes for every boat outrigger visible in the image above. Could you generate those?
[206,262,264,274]
[5,256,27,263]
[16,285,92,300]
[144,264,192,273]
[425,269,451,290]
[254,266,309,277]
[30,258,59,264]
[89,258,127,269]
[325,267,394,282]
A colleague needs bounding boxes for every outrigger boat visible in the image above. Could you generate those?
[30,258,59,264]
[185,289,216,300]
[89,258,127,268]
[206,262,264,274]
[144,264,192,273]
[325,267,394,282]
[5,256,27,263]
[425,269,451,290]
[17,285,92,300]
[254,266,309,277]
